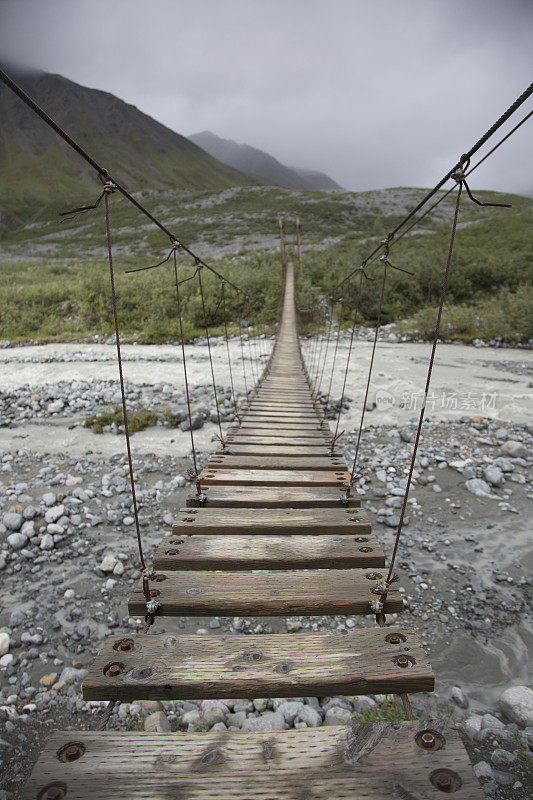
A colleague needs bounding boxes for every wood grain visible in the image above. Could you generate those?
[83,627,432,701]
[187,485,361,507]
[172,507,371,535]
[199,469,351,487]
[207,455,346,471]
[128,568,402,617]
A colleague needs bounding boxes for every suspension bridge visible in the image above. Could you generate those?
[2,66,530,799]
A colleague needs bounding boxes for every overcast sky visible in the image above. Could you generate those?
[1,0,532,194]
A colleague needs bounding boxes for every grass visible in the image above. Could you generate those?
[0,185,531,344]
[83,407,158,433]
[353,695,411,724]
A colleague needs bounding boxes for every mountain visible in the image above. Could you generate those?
[189,131,343,191]
[0,64,256,224]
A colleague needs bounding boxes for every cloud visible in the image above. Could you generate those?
[1,0,531,193]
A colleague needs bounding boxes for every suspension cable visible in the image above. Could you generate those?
[332,271,364,441]
[198,266,224,443]
[221,281,240,422]
[323,297,345,419]
[334,82,533,290]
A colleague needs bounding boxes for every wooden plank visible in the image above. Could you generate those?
[23,722,482,800]
[207,456,346,471]
[225,444,335,456]
[83,627,432,701]
[128,568,402,617]
[154,533,384,570]
[172,507,371,535]
[187,485,360,507]
[228,430,330,440]
[225,435,332,447]
[199,469,351,486]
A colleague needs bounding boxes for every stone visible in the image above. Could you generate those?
[45,505,64,524]
[465,478,495,498]
[464,714,483,740]
[501,440,529,458]
[199,699,228,728]
[297,705,322,727]
[113,561,124,576]
[241,711,287,732]
[2,512,23,531]
[473,761,494,780]
[59,666,87,683]
[481,713,505,730]
[7,532,27,550]
[277,701,305,725]
[144,711,171,732]
[324,707,352,725]
[352,697,376,714]
[47,399,64,413]
[99,554,118,573]
[40,534,54,551]
[491,749,516,769]
[498,685,533,727]
[0,633,10,658]
[451,687,469,709]
[286,619,302,632]
[42,492,56,507]
[482,466,504,487]
[181,709,200,726]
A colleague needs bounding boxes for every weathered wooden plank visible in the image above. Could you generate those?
[154,533,383,570]
[228,429,330,439]
[207,455,346,471]
[225,435,333,447]
[187,485,360,507]
[83,627,432,701]
[172,507,370,535]
[225,444,335,456]
[128,568,402,617]
[199,468,350,486]
[23,722,481,800]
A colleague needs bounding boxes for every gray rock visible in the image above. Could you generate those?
[241,711,287,732]
[352,697,376,714]
[100,554,118,573]
[481,713,505,730]
[59,666,87,683]
[40,534,54,551]
[199,699,228,728]
[2,512,22,532]
[482,466,504,487]
[144,711,171,732]
[42,492,56,506]
[181,709,200,726]
[465,478,495,498]
[277,701,305,725]
[473,761,494,780]
[324,707,352,725]
[501,440,529,458]
[7,532,28,550]
[297,705,322,727]
[498,685,533,727]
[45,504,64,524]
[0,633,10,657]
[490,748,516,769]
[451,687,469,709]
[464,714,483,740]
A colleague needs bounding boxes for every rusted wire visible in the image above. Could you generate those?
[322,297,345,419]
[332,270,364,442]
[386,182,464,587]
[103,189,151,611]
[221,281,240,421]
[172,252,200,489]
[95,700,117,731]
[198,266,224,443]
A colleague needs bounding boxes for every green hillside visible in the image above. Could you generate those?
[0,65,257,226]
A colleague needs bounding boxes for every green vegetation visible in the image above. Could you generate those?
[0,185,531,344]
[353,696,411,724]
[83,407,158,433]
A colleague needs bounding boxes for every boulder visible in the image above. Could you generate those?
[144,711,171,732]
[498,685,533,727]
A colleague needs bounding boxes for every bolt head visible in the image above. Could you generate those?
[388,634,401,644]
[396,656,409,668]
[106,664,122,677]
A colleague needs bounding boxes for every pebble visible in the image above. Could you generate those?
[0,633,10,658]
[144,710,171,732]
[451,686,468,709]
[2,512,22,531]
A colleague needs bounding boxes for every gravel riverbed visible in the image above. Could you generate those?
[0,340,532,799]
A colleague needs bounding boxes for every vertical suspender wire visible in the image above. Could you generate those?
[312,308,327,391]
[322,297,345,419]
[316,301,335,397]
[198,266,224,444]
[172,253,200,492]
[386,182,463,587]
[238,298,249,398]
[103,188,151,609]
[350,261,388,482]
[221,281,240,422]
[332,271,364,443]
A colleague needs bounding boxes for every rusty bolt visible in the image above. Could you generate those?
[152,574,166,582]
[420,732,436,749]
[149,588,160,598]
[116,639,133,652]
[170,539,184,544]
[354,537,368,543]
[349,516,360,521]
[166,549,179,556]
[431,770,459,792]
[106,663,123,678]
[359,546,372,553]
[182,517,195,522]
[388,634,401,645]
[40,785,66,800]
[396,655,410,669]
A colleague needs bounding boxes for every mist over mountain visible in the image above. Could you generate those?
[0,64,256,224]
[189,131,343,192]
